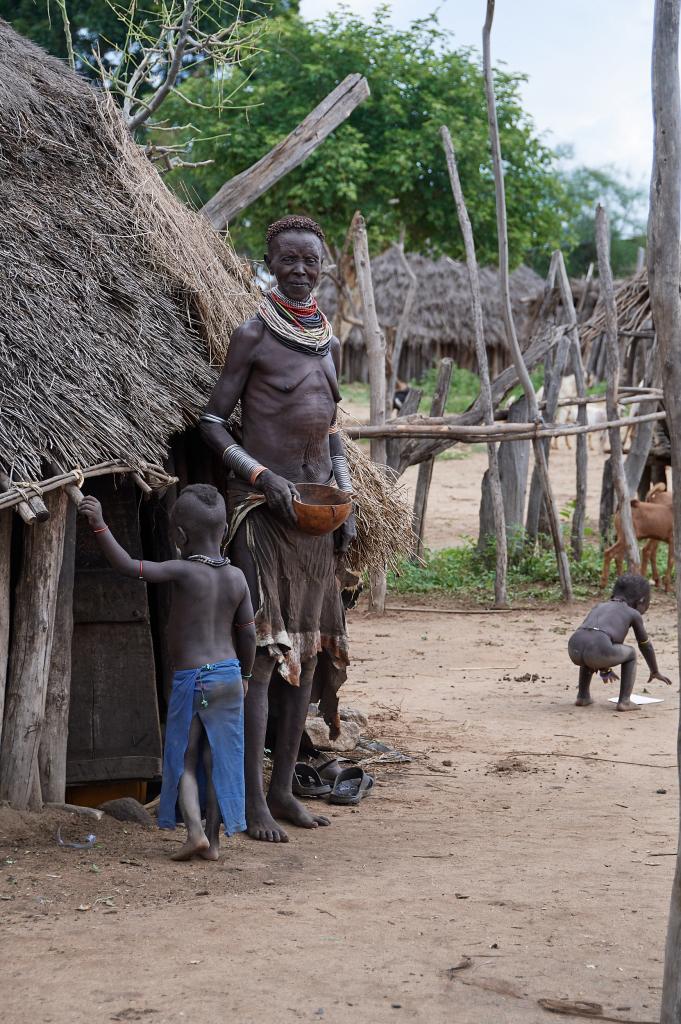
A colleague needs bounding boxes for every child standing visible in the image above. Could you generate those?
[567,573,671,711]
[80,485,256,860]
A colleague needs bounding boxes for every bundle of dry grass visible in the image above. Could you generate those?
[0,18,257,482]
[344,438,413,576]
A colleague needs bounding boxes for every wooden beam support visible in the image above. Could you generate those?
[0,489,69,810]
[648,4,681,1015]
[411,360,453,564]
[0,511,12,760]
[441,125,507,607]
[38,502,76,804]
[595,204,639,570]
[352,210,387,612]
[483,0,572,600]
[201,75,370,230]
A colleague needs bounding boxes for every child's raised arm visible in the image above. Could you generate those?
[79,495,185,584]
[233,581,256,695]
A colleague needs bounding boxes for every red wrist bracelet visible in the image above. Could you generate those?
[93,526,109,534]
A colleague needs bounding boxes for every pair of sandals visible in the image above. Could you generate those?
[293,758,374,806]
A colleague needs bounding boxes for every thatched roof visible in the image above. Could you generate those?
[319,246,544,353]
[0,20,257,481]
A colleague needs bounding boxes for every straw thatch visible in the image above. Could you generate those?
[319,246,544,383]
[0,18,257,482]
[0,21,411,570]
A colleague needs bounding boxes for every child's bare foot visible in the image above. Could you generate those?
[575,696,594,706]
[199,842,220,861]
[616,700,641,712]
[171,833,210,861]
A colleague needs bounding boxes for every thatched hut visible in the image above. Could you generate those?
[582,269,653,383]
[319,246,544,384]
[0,21,412,811]
[0,19,259,811]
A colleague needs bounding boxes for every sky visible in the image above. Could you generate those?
[298,0,655,189]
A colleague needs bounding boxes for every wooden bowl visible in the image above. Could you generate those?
[293,483,353,536]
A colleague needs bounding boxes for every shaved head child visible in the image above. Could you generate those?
[80,485,256,860]
[567,573,671,711]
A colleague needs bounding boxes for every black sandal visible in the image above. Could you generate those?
[292,763,333,798]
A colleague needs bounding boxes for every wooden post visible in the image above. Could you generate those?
[0,511,12,758]
[479,397,529,554]
[577,262,594,318]
[386,240,417,414]
[595,204,639,570]
[526,254,567,541]
[441,126,507,606]
[387,386,422,471]
[482,0,572,600]
[38,501,76,804]
[352,210,387,612]
[0,489,68,810]
[201,75,370,230]
[411,360,453,563]
[649,3,681,1019]
[554,251,589,560]
[624,337,662,495]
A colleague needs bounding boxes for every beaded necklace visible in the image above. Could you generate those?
[258,286,333,356]
[187,554,230,568]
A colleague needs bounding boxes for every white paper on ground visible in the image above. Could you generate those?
[607,694,663,705]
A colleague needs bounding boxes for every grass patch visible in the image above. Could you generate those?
[436,443,486,461]
[388,531,606,604]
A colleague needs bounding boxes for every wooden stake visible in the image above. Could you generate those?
[201,75,370,229]
[441,126,507,606]
[482,0,572,601]
[352,210,387,612]
[0,511,12,758]
[0,489,68,810]
[526,254,565,540]
[411,359,453,563]
[386,240,418,414]
[554,251,590,561]
[624,337,662,495]
[649,3,681,1019]
[595,204,639,570]
[38,501,76,804]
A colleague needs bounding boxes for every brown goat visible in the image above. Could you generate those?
[601,496,674,591]
[641,483,673,587]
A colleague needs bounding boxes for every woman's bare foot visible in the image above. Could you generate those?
[171,833,210,861]
[575,696,594,706]
[268,792,330,829]
[616,700,641,712]
[246,799,289,843]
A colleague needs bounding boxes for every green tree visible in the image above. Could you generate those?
[560,162,647,276]
[162,8,573,264]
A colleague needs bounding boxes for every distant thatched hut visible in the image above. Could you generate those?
[582,269,653,382]
[319,246,544,384]
[0,19,256,810]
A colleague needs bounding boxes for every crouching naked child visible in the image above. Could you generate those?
[568,573,671,711]
[80,486,256,860]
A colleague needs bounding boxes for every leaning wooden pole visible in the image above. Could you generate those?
[594,204,640,571]
[352,210,388,613]
[482,0,572,600]
[649,2,681,1020]
[554,251,589,560]
[441,126,508,607]
[0,489,68,810]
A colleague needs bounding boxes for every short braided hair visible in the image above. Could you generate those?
[265,215,325,249]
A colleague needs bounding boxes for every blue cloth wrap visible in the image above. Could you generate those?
[158,659,246,836]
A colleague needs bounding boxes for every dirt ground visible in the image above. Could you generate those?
[1,439,678,1024]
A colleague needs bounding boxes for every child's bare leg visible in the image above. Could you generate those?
[575,665,594,706]
[199,737,221,861]
[172,714,210,860]
[616,647,640,712]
